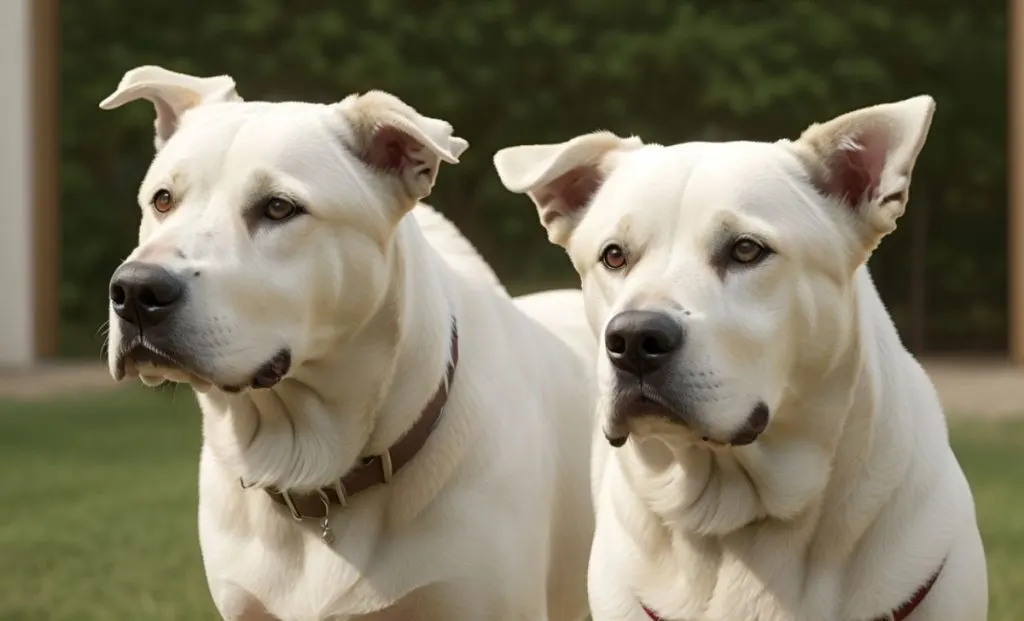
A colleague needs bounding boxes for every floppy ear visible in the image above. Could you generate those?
[793,95,936,248]
[99,65,242,151]
[337,91,469,207]
[493,132,643,247]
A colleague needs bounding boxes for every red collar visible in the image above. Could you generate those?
[642,561,943,621]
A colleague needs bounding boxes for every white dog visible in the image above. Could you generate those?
[100,65,597,621]
[494,96,988,621]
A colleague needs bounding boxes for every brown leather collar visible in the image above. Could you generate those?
[257,322,459,522]
[876,560,943,621]
[641,559,943,621]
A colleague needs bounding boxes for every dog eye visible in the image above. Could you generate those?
[151,189,174,214]
[600,244,627,270]
[263,198,303,222]
[730,238,768,264]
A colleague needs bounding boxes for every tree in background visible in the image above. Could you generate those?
[62,0,1006,355]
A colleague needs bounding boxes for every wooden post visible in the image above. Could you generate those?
[0,0,58,366]
[32,0,59,359]
[1012,0,1024,364]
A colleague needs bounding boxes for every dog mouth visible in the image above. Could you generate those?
[605,383,681,446]
[605,383,769,448]
[116,340,292,394]
[115,339,212,390]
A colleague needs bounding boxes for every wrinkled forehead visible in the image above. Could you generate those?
[578,140,829,251]
[142,101,349,191]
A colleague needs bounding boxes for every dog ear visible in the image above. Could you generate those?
[99,65,242,151]
[337,91,469,207]
[793,95,936,248]
[493,132,643,247]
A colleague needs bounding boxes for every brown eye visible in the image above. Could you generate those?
[730,238,768,264]
[600,243,627,270]
[152,189,174,213]
[263,197,302,222]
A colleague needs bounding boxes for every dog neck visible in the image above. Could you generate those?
[198,214,456,492]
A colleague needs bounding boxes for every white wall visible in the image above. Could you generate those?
[0,0,35,366]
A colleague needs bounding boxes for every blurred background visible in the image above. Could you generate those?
[1,0,1022,619]
[60,1,1011,355]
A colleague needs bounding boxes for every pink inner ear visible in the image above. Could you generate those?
[534,167,603,223]
[365,125,418,173]
[825,128,889,206]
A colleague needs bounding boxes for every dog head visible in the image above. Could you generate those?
[101,65,468,392]
[495,97,935,448]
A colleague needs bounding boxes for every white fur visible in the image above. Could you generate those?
[495,96,988,621]
[101,66,596,621]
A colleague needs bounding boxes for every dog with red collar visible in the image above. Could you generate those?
[495,96,988,620]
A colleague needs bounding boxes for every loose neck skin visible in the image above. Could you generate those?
[198,215,456,492]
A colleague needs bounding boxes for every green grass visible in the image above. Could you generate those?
[0,388,215,620]
[1,390,1021,620]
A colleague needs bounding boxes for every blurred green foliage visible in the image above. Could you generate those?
[61,0,1006,355]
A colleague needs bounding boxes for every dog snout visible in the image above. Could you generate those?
[605,310,684,375]
[109,262,186,328]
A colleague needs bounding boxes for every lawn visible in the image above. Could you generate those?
[1,389,1021,620]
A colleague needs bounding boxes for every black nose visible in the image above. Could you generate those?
[604,310,684,374]
[109,262,185,328]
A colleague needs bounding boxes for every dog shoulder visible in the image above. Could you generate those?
[410,203,508,297]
